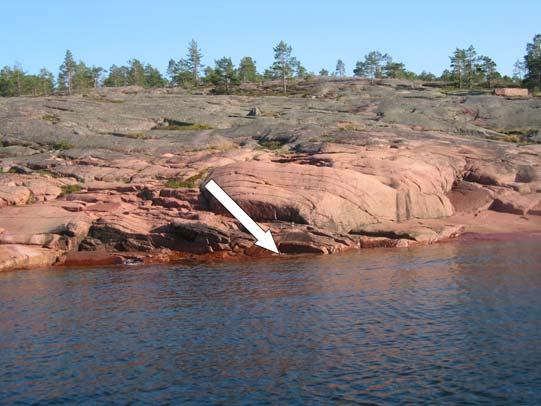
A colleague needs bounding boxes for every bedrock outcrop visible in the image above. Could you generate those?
[1,78,541,271]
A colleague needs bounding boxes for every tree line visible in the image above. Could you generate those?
[1,35,541,97]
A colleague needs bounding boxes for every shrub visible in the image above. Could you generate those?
[258,140,283,150]
[42,114,60,124]
[60,184,83,196]
[53,140,74,150]
[164,170,207,188]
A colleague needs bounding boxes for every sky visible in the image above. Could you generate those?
[2,0,539,78]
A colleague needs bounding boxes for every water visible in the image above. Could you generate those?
[1,238,541,405]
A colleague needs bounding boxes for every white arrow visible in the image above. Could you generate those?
[204,179,279,253]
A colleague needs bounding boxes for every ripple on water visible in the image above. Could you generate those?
[1,238,541,404]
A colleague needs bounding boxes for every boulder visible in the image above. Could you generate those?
[0,244,61,271]
[489,191,541,215]
[207,161,454,233]
[493,88,528,97]
[447,181,494,213]
[0,205,91,250]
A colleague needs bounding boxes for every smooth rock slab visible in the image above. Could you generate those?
[0,244,60,271]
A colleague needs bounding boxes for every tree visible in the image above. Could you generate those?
[38,68,54,95]
[450,48,466,88]
[383,61,407,79]
[295,62,310,79]
[213,57,238,93]
[524,34,541,90]
[464,45,478,88]
[144,64,166,87]
[354,51,390,81]
[12,63,24,96]
[168,40,204,87]
[184,39,203,83]
[90,66,104,88]
[0,67,15,96]
[72,62,94,90]
[238,57,258,82]
[270,40,298,93]
[477,56,497,88]
[58,50,76,94]
[417,71,437,81]
[319,68,329,76]
[513,59,526,83]
[335,59,346,77]
[128,59,146,86]
[104,64,130,87]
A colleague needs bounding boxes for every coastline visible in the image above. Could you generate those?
[25,215,541,271]
[2,81,541,273]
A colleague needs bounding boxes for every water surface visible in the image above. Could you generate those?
[1,239,541,404]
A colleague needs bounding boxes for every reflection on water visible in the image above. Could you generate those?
[1,239,541,404]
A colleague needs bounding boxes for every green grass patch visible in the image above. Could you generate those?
[35,169,61,178]
[42,114,60,124]
[111,132,148,139]
[155,119,213,131]
[85,95,125,103]
[60,184,83,196]
[257,140,283,150]
[52,140,74,150]
[487,128,540,144]
[164,170,208,189]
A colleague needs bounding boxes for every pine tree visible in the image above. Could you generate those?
[513,59,526,83]
[213,57,238,93]
[383,61,407,79]
[450,48,466,88]
[238,57,258,82]
[128,59,146,86]
[319,69,329,76]
[58,50,76,94]
[477,56,497,88]
[464,45,477,88]
[524,34,541,91]
[144,64,166,87]
[335,59,345,77]
[13,63,24,96]
[72,62,94,90]
[353,51,390,81]
[185,39,203,83]
[104,65,130,87]
[271,41,298,93]
[38,68,54,95]
[168,40,204,87]
[90,66,104,88]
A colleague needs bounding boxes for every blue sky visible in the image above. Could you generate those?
[3,0,539,77]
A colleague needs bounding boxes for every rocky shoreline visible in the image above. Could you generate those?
[1,78,540,272]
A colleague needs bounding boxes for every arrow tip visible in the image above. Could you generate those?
[255,230,279,254]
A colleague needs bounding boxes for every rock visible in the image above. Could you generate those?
[0,186,31,206]
[529,202,541,216]
[0,205,91,250]
[447,181,494,213]
[489,191,541,215]
[493,88,528,97]
[62,251,124,267]
[351,222,464,245]
[152,197,191,209]
[515,165,541,183]
[247,107,262,117]
[275,226,356,254]
[0,145,40,158]
[170,219,233,253]
[0,244,61,271]
[208,161,454,233]
[88,213,159,252]
[1,79,541,271]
